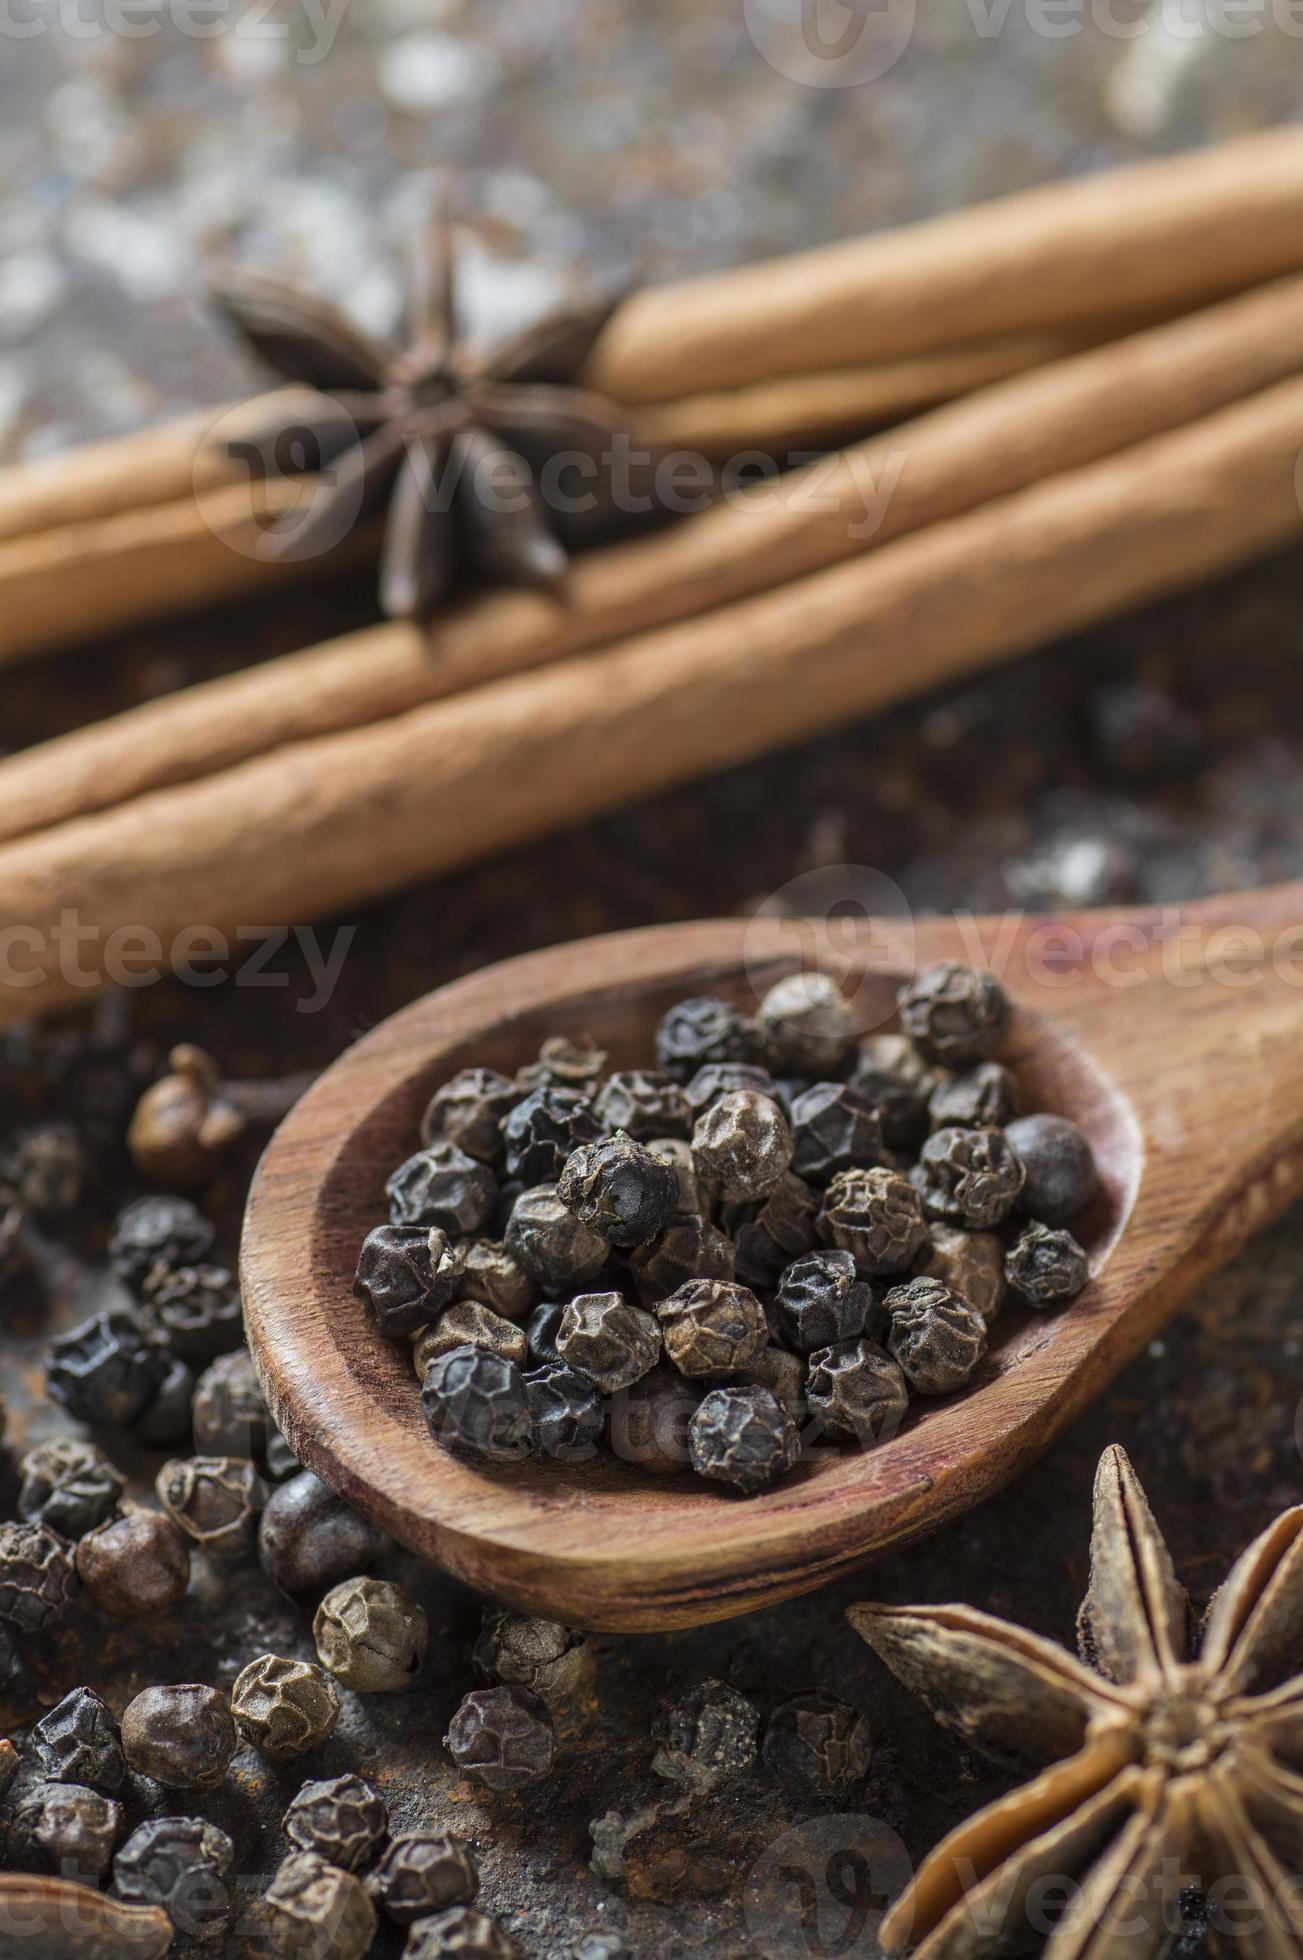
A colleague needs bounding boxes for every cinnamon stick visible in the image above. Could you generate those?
[3,374,1302,1026]
[6,273,1303,848]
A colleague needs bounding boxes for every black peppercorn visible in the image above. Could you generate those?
[746,1344,807,1422]
[652,1678,759,1791]
[121,1683,236,1791]
[916,1125,1025,1229]
[724,1172,820,1287]
[415,1302,529,1372]
[916,1223,1008,1326]
[898,961,1009,1066]
[928,1062,1018,1131]
[1,1118,83,1217]
[504,1184,608,1293]
[232,1653,341,1759]
[405,1908,517,1959]
[473,1608,587,1701]
[138,1262,243,1363]
[654,995,762,1082]
[421,1067,520,1164]
[108,1193,216,1290]
[558,1131,678,1248]
[762,1692,872,1788]
[354,1223,465,1338]
[283,1773,388,1871]
[263,1851,377,1960]
[258,1469,391,1601]
[849,1034,935,1151]
[501,1088,600,1185]
[592,1069,691,1141]
[368,1830,479,1924]
[525,1300,566,1367]
[805,1339,909,1443]
[0,1519,78,1630]
[457,1239,536,1321]
[606,1366,700,1477]
[788,1079,891,1186]
[818,1166,928,1276]
[191,1347,272,1459]
[157,1455,265,1560]
[627,1211,735,1306]
[1005,1222,1090,1306]
[688,1384,799,1494]
[444,1683,556,1791]
[314,1575,428,1692]
[387,1142,497,1236]
[693,1090,793,1202]
[556,1292,660,1392]
[10,1780,122,1882]
[516,1034,607,1094]
[885,1276,988,1394]
[30,1686,126,1794]
[1004,1112,1099,1224]
[422,1343,535,1461]
[657,1278,769,1378]
[525,1362,604,1463]
[113,1814,236,1942]
[759,971,857,1076]
[76,1509,190,1619]
[18,1435,124,1538]
[774,1248,877,1352]
[684,1061,778,1115]
[47,1309,167,1425]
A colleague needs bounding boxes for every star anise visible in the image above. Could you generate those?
[849,1446,1303,1958]
[211,195,636,619]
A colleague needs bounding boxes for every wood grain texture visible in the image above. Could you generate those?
[242,891,1303,1632]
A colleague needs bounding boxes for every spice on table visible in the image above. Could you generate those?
[652,1679,759,1793]
[17,1436,124,1538]
[283,1774,389,1872]
[112,1815,237,1943]
[847,1445,1303,1960]
[688,1383,800,1493]
[76,1508,191,1618]
[108,1193,215,1288]
[261,1850,377,1960]
[190,1347,272,1458]
[656,1278,769,1378]
[404,1907,518,1959]
[232,1653,341,1759]
[120,1683,236,1791]
[367,1830,480,1924]
[127,1045,311,1189]
[258,1469,392,1601]
[135,1355,197,1448]
[762,1691,873,1789]
[472,1609,588,1705]
[444,1683,557,1791]
[313,1575,428,1692]
[29,1685,127,1793]
[138,1262,243,1363]
[0,1519,79,1630]
[156,1455,266,1560]
[10,1780,123,1881]
[524,1362,604,1463]
[422,1343,535,1460]
[1,1118,83,1216]
[46,1310,167,1425]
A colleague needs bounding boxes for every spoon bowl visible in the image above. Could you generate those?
[243,892,1303,1630]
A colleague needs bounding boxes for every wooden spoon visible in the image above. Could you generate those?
[242,885,1303,1632]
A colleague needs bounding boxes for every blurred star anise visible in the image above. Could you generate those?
[211,196,634,619]
[849,1446,1303,1958]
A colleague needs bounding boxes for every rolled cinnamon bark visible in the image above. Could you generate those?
[2,372,1301,1025]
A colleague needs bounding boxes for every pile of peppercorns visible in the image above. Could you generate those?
[355,963,1100,1496]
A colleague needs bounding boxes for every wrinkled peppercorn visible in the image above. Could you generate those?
[774,1248,877,1353]
[592,1070,691,1141]
[139,1262,243,1363]
[263,1851,377,1960]
[112,1814,235,1942]
[457,1239,536,1321]
[314,1576,428,1692]
[626,1211,735,1305]
[504,1184,608,1293]
[416,1302,529,1373]
[421,1067,520,1164]
[47,1309,166,1425]
[788,1080,890,1186]
[157,1455,265,1560]
[928,1062,1018,1132]
[501,1088,600,1186]
[191,1347,271,1459]
[850,1034,935,1151]
[653,1679,759,1792]
[898,961,1009,1066]
[259,1470,390,1601]
[763,1692,873,1788]
[405,1908,517,1959]
[11,1780,122,1881]
[759,971,857,1076]
[806,1339,909,1443]
[30,1686,126,1793]
[689,1384,799,1493]
[136,1353,196,1447]
[1005,1112,1099,1224]
[606,1366,699,1476]
[76,1508,190,1619]
[473,1609,587,1701]
[556,1292,660,1392]
[692,1091,793,1202]
[885,1277,988,1395]
[916,1125,1025,1229]
[1006,1222,1090,1306]
[387,1142,497,1237]
[354,1224,464,1337]
[283,1773,388,1871]
[746,1345,807,1421]
[525,1300,566,1367]
[655,995,763,1083]
[516,1034,607,1095]
[18,1435,124,1538]
[818,1166,928,1276]
[684,1061,778,1116]
[445,1683,556,1791]
[724,1172,820,1287]
[109,1193,216,1289]
[1,1118,83,1216]
[232,1654,341,1759]
[558,1131,677,1248]
[657,1278,769,1378]
[916,1224,1008,1326]
[368,1831,479,1924]
[524,1362,603,1463]
[0,1519,78,1630]
[422,1343,534,1461]
[121,1683,236,1791]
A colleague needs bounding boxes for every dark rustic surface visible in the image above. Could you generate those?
[2,3,1303,1954]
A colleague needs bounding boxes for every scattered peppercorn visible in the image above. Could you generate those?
[283,1774,389,1872]
[422,1343,535,1460]
[314,1575,428,1692]
[525,1362,604,1463]
[504,1184,608,1293]
[762,1692,872,1788]
[473,1609,587,1701]
[368,1830,479,1924]
[138,1261,243,1362]
[0,1519,78,1630]
[405,1907,517,1959]
[558,1131,677,1247]
[773,1249,876,1353]
[47,1309,167,1425]
[416,1301,529,1372]
[652,1678,759,1792]
[759,971,857,1076]
[232,1653,341,1759]
[445,1683,556,1791]
[1,1118,83,1216]
[1006,1222,1090,1306]
[109,1193,215,1289]
[18,1435,124,1538]
[898,961,1009,1066]
[262,1851,377,1960]
[10,1780,122,1881]
[805,1339,909,1443]
[501,1088,600,1185]
[156,1455,265,1560]
[916,1125,1025,1229]
[135,1353,196,1447]
[885,1277,989,1395]
[1004,1112,1100,1223]
[692,1091,793,1202]
[30,1685,127,1793]
[818,1166,928,1276]
[556,1293,660,1393]
[191,1346,271,1458]
[258,1469,391,1601]
[120,1683,236,1791]
[657,1278,769,1378]
[354,1223,465,1337]
[76,1509,190,1619]
[689,1384,800,1493]
[421,1067,520,1163]
[112,1815,236,1943]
